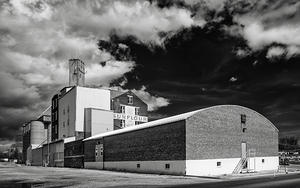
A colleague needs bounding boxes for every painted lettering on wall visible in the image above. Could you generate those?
[113,113,148,122]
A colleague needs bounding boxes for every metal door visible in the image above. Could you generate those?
[241,142,247,169]
[95,144,103,162]
[241,142,247,158]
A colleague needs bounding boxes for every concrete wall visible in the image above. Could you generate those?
[58,87,111,140]
[76,87,111,132]
[104,160,186,175]
[43,140,64,167]
[84,108,113,137]
[58,87,76,139]
[30,121,47,145]
[31,147,43,166]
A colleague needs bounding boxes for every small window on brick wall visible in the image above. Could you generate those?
[137,164,140,168]
[165,164,170,169]
[262,159,265,163]
[217,161,221,166]
[120,120,125,128]
[241,114,246,124]
[128,95,133,104]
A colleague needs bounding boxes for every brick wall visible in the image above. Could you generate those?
[111,91,148,116]
[84,138,103,162]
[103,120,186,161]
[64,139,84,157]
[186,105,278,160]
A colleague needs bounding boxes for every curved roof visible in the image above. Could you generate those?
[83,105,278,141]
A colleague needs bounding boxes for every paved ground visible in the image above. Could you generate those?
[0,162,219,188]
[0,162,300,188]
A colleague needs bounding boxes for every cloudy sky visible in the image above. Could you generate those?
[0,0,300,146]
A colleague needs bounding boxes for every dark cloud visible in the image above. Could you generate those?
[1,0,300,143]
[100,10,300,138]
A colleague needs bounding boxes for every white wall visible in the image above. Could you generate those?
[85,108,113,136]
[103,160,186,175]
[30,121,47,145]
[84,162,103,170]
[58,87,111,140]
[248,156,279,171]
[186,156,279,176]
[186,158,240,176]
[76,87,110,132]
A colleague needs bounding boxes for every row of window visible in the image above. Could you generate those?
[120,105,139,115]
[52,99,58,109]
[52,111,58,121]
[62,119,70,128]
[119,120,142,128]
[62,106,70,115]
[136,163,170,169]
[216,159,265,167]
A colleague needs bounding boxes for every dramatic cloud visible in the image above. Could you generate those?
[243,22,300,53]
[1,0,300,144]
[132,86,170,111]
[266,46,286,60]
[0,0,200,142]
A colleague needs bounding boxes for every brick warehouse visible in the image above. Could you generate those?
[83,105,279,176]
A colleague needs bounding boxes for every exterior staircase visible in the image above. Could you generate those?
[232,157,247,174]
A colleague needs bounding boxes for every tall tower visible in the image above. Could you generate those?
[69,59,85,87]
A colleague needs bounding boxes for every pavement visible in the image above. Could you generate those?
[0,162,300,188]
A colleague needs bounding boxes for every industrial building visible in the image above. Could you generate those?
[22,58,279,176]
[25,58,148,167]
[22,114,51,165]
[83,105,279,176]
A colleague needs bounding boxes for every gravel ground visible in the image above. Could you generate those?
[0,162,219,188]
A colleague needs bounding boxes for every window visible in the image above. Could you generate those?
[120,105,125,113]
[63,122,65,128]
[241,114,246,124]
[128,95,133,104]
[67,118,69,126]
[165,164,170,169]
[217,162,221,166]
[55,112,57,121]
[135,107,139,115]
[262,159,265,163]
[67,105,70,113]
[137,164,140,168]
[120,120,125,128]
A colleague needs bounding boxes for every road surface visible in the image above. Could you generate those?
[0,162,300,187]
